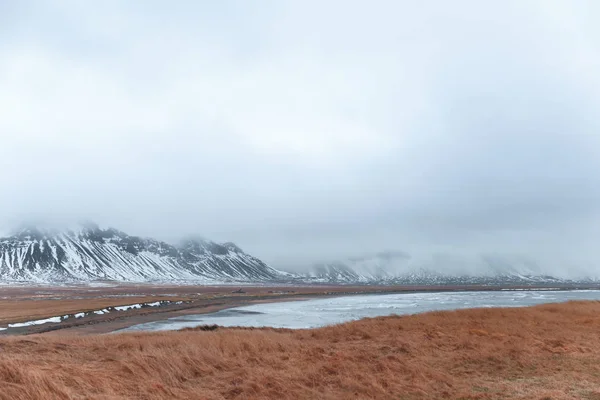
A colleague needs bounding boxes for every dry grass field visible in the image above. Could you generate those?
[1,301,600,399]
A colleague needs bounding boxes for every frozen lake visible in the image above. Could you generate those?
[120,290,600,332]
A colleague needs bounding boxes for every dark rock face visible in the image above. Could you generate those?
[0,225,282,283]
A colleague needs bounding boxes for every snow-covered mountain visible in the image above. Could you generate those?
[0,223,286,283]
[2,225,594,286]
[303,251,595,286]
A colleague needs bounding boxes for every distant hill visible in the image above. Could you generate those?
[302,250,595,286]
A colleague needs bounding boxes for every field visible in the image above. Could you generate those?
[2,301,600,399]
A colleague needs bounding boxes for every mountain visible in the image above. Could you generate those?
[302,251,595,286]
[0,223,286,283]
[2,225,594,286]
[305,251,413,283]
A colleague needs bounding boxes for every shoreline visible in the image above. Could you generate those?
[2,283,600,336]
[43,295,322,336]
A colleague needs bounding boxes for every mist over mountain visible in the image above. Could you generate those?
[0,221,598,285]
[2,1,600,280]
[303,250,598,285]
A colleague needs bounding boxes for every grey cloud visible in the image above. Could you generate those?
[1,0,600,275]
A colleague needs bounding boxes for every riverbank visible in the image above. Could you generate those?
[1,301,599,399]
[2,283,598,336]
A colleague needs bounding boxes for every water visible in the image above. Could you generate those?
[120,290,600,332]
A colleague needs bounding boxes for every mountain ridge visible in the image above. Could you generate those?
[1,225,596,286]
[0,224,285,283]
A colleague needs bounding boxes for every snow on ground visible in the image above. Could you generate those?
[0,300,186,331]
[9,316,62,328]
[114,304,143,311]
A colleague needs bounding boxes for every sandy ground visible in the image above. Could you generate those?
[1,282,599,336]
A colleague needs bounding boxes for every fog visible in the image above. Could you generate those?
[1,1,600,275]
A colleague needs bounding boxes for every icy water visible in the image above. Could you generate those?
[121,290,600,332]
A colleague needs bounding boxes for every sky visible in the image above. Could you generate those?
[1,0,600,275]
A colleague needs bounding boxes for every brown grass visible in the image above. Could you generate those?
[2,301,600,399]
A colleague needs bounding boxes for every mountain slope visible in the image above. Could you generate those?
[303,251,594,285]
[0,224,284,283]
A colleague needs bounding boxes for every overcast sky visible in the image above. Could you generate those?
[2,1,600,273]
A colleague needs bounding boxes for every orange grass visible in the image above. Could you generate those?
[2,301,600,399]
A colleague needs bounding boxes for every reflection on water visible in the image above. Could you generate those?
[120,290,600,332]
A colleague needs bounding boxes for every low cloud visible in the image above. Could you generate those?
[1,1,600,275]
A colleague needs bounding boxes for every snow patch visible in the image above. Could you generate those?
[2,300,189,331]
[9,316,62,328]
[114,304,143,311]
